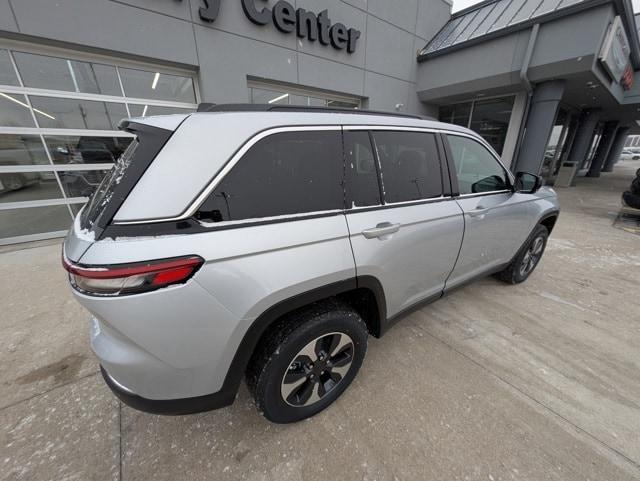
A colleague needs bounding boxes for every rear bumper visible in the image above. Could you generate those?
[74,278,243,400]
[100,366,236,415]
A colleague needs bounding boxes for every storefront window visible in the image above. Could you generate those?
[439,96,514,155]
[0,134,49,166]
[0,172,63,204]
[0,46,198,244]
[251,87,289,104]
[248,84,360,109]
[13,52,123,96]
[0,50,19,86]
[0,92,36,127]
[119,67,196,103]
[0,205,71,238]
[468,97,514,155]
[439,102,472,127]
[327,99,359,108]
[289,95,327,107]
[29,97,128,130]
[127,104,194,117]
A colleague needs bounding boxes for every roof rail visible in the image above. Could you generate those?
[196,103,432,120]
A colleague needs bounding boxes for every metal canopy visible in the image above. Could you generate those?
[420,0,637,61]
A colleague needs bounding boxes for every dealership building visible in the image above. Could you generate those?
[0,0,639,245]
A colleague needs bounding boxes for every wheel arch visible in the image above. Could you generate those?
[218,276,387,399]
[539,210,559,234]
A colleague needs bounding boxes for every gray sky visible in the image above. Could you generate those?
[452,0,640,13]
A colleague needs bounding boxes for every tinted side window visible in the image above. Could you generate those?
[197,131,343,222]
[371,131,442,203]
[447,135,508,195]
[344,131,381,208]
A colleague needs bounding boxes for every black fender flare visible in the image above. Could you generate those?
[506,209,559,267]
[538,209,560,233]
[539,209,560,223]
[219,275,387,401]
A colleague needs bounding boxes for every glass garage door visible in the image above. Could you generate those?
[0,45,198,245]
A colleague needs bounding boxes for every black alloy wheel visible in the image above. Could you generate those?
[280,332,354,407]
[495,224,549,284]
[247,302,367,423]
[519,234,545,278]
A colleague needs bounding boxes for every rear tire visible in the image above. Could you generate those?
[246,301,368,423]
[495,224,549,284]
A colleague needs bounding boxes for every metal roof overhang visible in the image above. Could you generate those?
[418,0,640,69]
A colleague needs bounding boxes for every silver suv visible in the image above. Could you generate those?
[63,105,559,423]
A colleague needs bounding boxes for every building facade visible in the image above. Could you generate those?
[0,0,452,245]
[417,0,640,187]
[0,0,639,245]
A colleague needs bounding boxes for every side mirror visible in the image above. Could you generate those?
[514,171,542,193]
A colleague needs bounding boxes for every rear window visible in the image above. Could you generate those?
[196,130,344,223]
[79,122,173,234]
[80,139,138,229]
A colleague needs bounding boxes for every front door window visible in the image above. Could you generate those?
[447,135,509,194]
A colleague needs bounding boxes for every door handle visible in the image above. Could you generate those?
[468,207,489,217]
[362,222,401,239]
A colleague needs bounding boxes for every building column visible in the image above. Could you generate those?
[514,80,565,174]
[579,129,598,170]
[602,126,630,172]
[553,110,600,187]
[586,121,619,177]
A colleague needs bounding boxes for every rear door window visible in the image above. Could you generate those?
[371,131,443,203]
[446,135,509,194]
[197,130,344,223]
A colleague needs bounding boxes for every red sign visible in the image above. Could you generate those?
[621,63,634,91]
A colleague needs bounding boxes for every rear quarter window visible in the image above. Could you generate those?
[196,130,344,223]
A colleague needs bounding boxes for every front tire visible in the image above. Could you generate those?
[3,174,25,191]
[246,301,368,423]
[495,224,549,284]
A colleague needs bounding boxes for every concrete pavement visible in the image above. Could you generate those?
[1,162,639,481]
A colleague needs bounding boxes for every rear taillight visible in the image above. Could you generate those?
[62,254,204,296]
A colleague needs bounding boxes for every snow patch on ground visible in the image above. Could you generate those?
[538,291,587,312]
[546,238,576,251]
[559,251,640,268]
